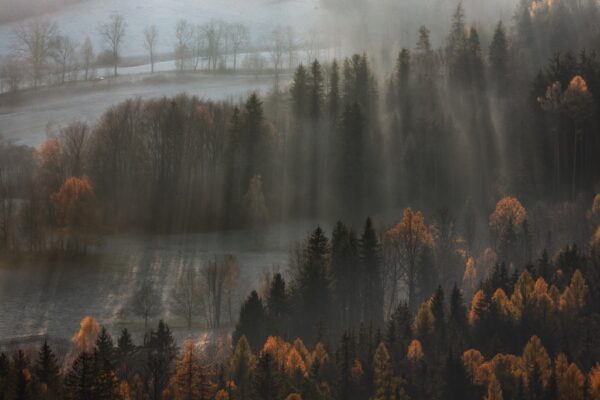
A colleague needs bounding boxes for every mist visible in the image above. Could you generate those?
[0,0,599,398]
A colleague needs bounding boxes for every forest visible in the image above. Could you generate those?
[0,0,600,398]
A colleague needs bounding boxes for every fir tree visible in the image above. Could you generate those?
[233,291,266,351]
[35,341,61,397]
[361,217,383,328]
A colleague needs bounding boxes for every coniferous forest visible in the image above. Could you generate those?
[1,0,600,399]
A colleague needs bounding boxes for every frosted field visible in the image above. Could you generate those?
[0,72,290,147]
[0,0,322,57]
[0,221,320,343]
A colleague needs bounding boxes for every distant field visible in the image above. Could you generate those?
[0,0,321,57]
[0,220,318,342]
[0,71,291,146]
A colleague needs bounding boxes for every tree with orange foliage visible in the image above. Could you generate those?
[35,138,64,196]
[72,316,100,353]
[521,336,552,394]
[383,208,433,310]
[485,375,503,400]
[557,362,585,400]
[51,176,100,254]
[462,349,486,385]
[229,336,255,400]
[172,341,210,400]
[562,76,594,197]
[407,339,424,362]
[489,197,526,264]
[588,364,600,400]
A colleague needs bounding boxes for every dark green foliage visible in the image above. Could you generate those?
[253,352,280,400]
[35,341,61,395]
[233,291,266,351]
[145,320,177,400]
[360,217,383,328]
[266,273,288,336]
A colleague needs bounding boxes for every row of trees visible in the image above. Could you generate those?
[1,230,598,399]
[0,13,319,92]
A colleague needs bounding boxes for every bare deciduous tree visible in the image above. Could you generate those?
[0,55,25,92]
[80,36,95,80]
[170,267,204,328]
[53,35,77,84]
[59,121,88,177]
[14,19,58,87]
[99,13,126,76]
[269,26,285,88]
[143,25,158,73]
[201,255,239,329]
[228,23,249,72]
[131,280,163,332]
[174,19,193,71]
[202,20,225,71]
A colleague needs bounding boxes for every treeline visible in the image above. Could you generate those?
[1,222,599,399]
[225,207,600,399]
[0,13,313,92]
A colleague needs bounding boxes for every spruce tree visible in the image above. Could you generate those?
[328,59,340,122]
[233,291,266,350]
[253,351,280,400]
[266,273,287,336]
[489,21,508,95]
[63,352,95,400]
[361,217,383,328]
[372,342,396,400]
[229,336,255,400]
[35,341,61,397]
[297,226,330,342]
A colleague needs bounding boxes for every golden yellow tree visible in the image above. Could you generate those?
[172,341,210,400]
[521,336,552,389]
[557,363,585,400]
[485,375,504,400]
[285,348,307,378]
[489,197,526,235]
[71,315,100,353]
[52,176,100,253]
[372,342,398,400]
[384,208,433,310]
[588,364,600,400]
[406,339,424,362]
[262,336,290,368]
[511,270,535,318]
[462,349,486,385]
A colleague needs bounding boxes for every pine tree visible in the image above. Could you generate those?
[0,353,10,400]
[115,329,135,380]
[12,350,34,400]
[95,327,114,366]
[63,352,95,400]
[361,217,383,328]
[267,273,287,336]
[309,60,324,122]
[173,341,210,400]
[233,291,266,350]
[297,227,330,342]
[253,351,280,400]
[291,65,309,121]
[372,342,397,400]
[430,285,446,349]
[146,320,177,400]
[328,59,340,122]
[338,103,365,219]
[229,336,255,400]
[489,21,508,95]
[35,341,61,397]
